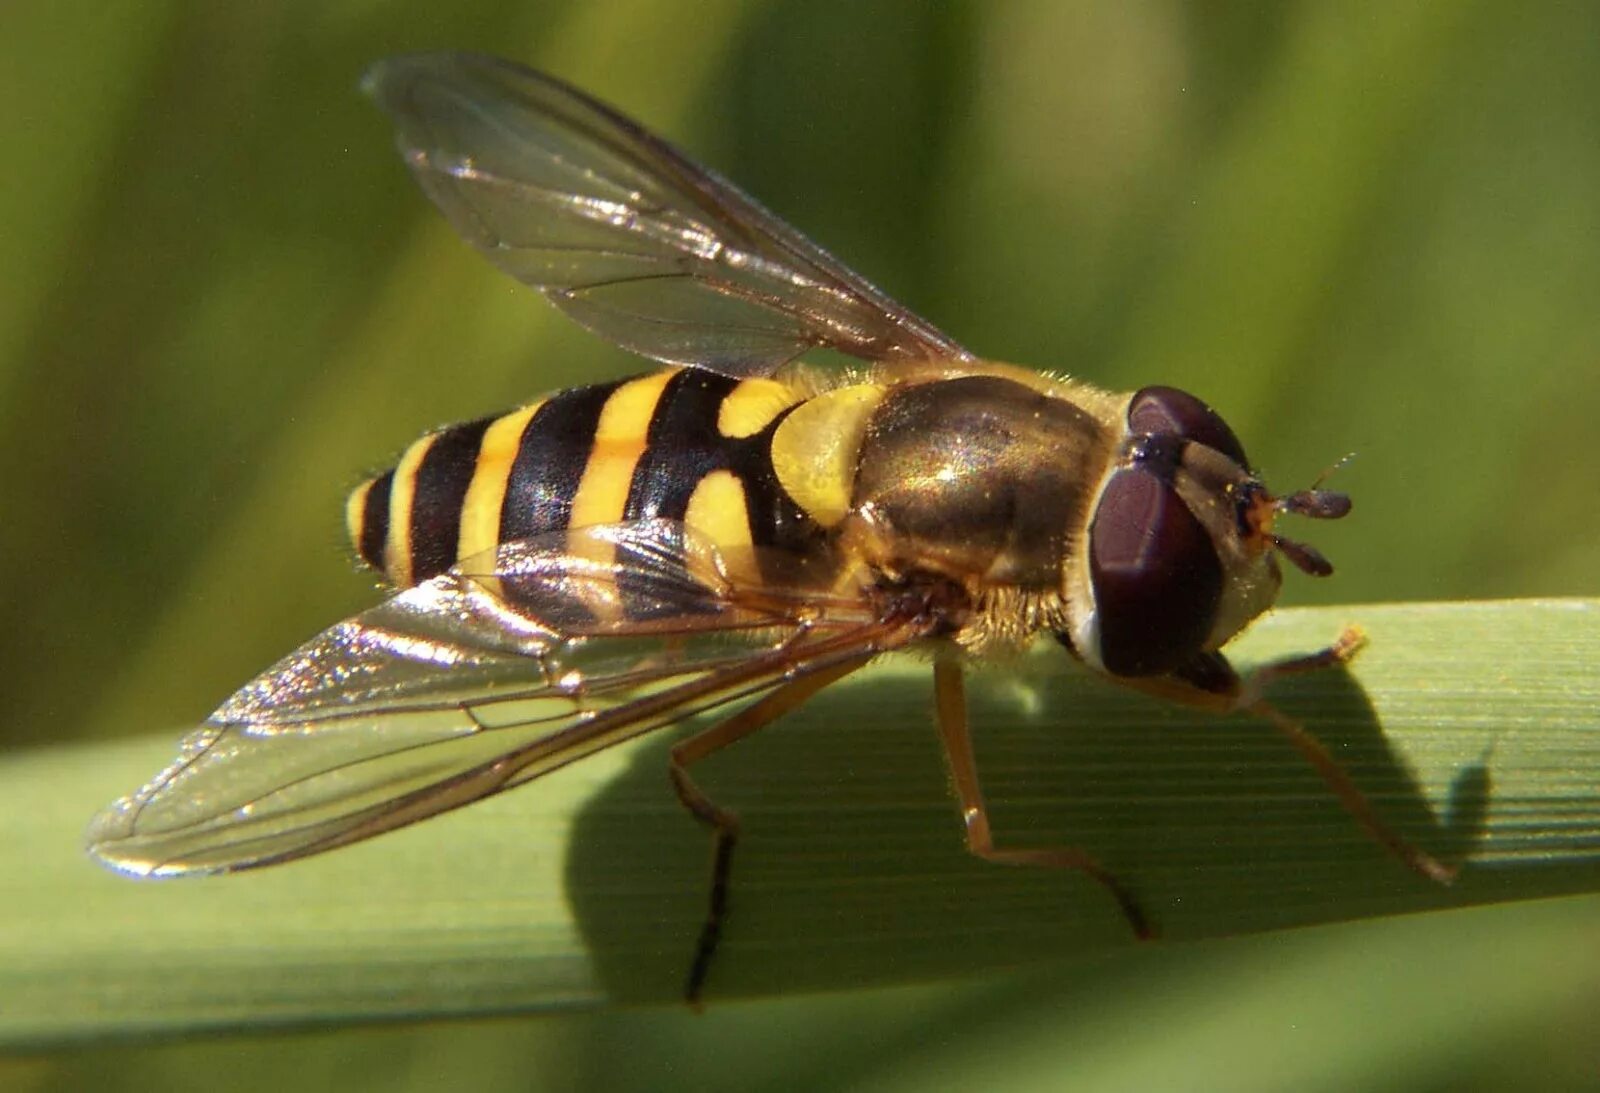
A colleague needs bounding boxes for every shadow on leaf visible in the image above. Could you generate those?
[565,645,1589,1004]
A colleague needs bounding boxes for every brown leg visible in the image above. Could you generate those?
[1241,627,1455,882]
[1237,624,1369,701]
[669,656,870,1007]
[1131,626,1456,885]
[932,658,1154,939]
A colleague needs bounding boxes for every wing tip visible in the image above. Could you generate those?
[85,849,162,880]
[360,52,456,109]
[84,800,158,877]
[360,53,430,110]
[361,51,536,106]
[85,815,227,880]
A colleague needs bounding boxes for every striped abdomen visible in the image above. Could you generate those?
[346,368,831,587]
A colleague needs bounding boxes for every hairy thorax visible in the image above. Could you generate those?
[839,371,1115,650]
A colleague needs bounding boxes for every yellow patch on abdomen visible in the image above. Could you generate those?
[717,378,805,438]
[563,371,679,623]
[569,371,679,530]
[344,477,377,561]
[383,432,438,586]
[684,469,753,553]
[456,400,544,565]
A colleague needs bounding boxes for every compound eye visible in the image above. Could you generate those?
[1128,386,1248,468]
[1089,464,1223,676]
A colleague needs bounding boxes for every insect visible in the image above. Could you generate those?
[88,52,1454,1003]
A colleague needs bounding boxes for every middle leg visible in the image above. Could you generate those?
[931,658,1153,938]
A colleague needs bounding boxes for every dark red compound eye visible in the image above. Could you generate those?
[1088,453,1223,677]
[1128,386,1248,467]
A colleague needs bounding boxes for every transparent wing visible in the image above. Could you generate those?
[363,52,972,376]
[87,521,921,877]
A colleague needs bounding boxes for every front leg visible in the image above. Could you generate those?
[1121,627,1457,885]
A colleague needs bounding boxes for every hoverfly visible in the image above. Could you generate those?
[89,52,1454,1003]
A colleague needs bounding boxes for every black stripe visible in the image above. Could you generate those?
[618,372,733,621]
[409,417,494,582]
[622,370,817,547]
[740,406,823,558]
[624,370,740,522]
[622,372,829,612]
[359,469,392,571]
[500,381,623,543]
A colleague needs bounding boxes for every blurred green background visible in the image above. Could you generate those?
[3,0,1597,1089]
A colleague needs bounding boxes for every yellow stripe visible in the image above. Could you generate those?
[684,469,754,587]
[684,469,753,554]
[568,371,678,530]
[345,477,374,560]
[717,378,804,438]
[385,432,437,587]
[456,400,544,566]
[566,371,677,624]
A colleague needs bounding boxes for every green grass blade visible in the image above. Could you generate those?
[4,598,1597,1045]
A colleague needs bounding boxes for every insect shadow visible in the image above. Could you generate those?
[565,654,1492,1004]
